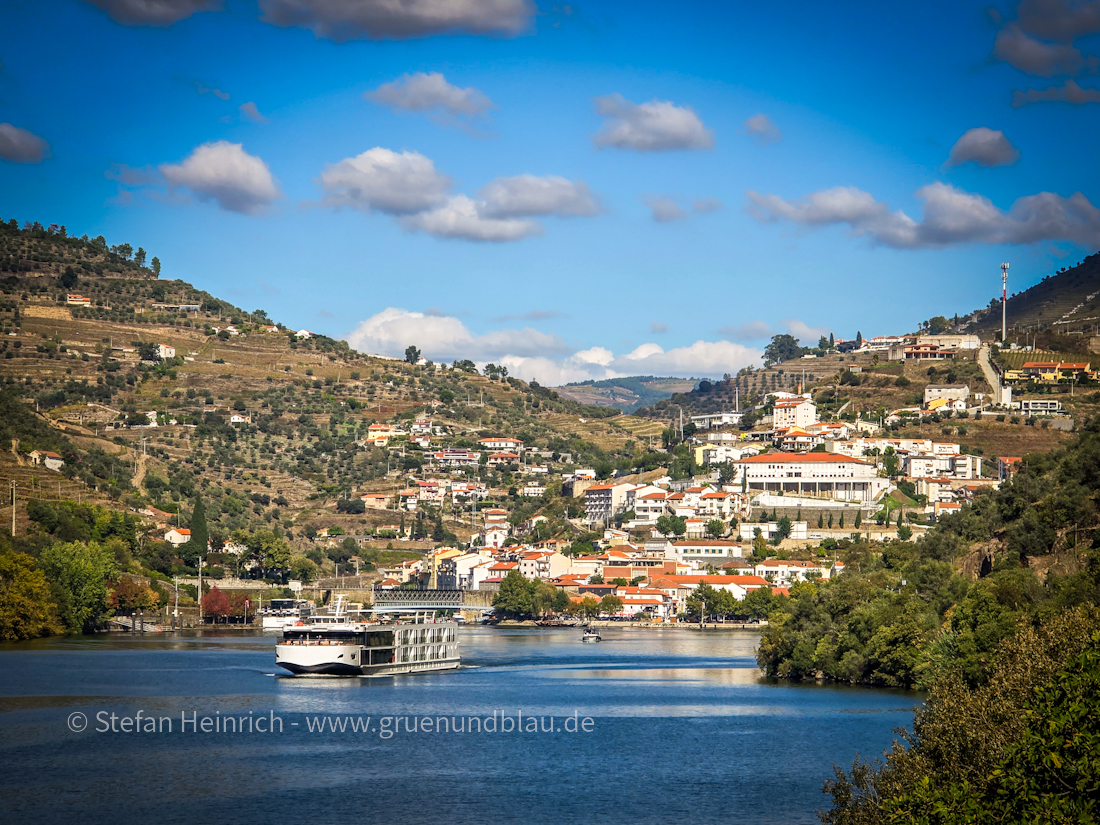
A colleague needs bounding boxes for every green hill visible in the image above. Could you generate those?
[0,217,653,564]
[554,376,698,412]
[966,251,1100,338]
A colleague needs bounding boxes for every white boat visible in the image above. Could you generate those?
[275,597,460,676]
[581,628,602,643]
[257,598,311,629]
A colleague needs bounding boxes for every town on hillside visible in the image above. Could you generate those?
[2,220,1099,626]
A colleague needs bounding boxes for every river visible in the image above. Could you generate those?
[0,626,918,824]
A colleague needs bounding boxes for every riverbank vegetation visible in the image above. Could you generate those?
[758,417,1100,690]
[751,420,1100,820]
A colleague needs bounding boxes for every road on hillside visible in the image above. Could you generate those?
[977,345,1004,406]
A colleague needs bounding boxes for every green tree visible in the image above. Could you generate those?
[184,494,209,563]
[404,345,421,364]
[289,556,318,583]
[150,256,161,277]
[133,247,147,267]
[59,266,78,290]
[764,334,802,366]
[599,594,623,617]
[926,315,949,335]
[0,550,60,640]
[39,540,117,633]
[706,519,725,538]
[492,570,534,618]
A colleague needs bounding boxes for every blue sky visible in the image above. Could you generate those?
[2,0,1100,381]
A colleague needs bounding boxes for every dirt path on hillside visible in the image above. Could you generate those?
[132,451,148,493]
[10,439,25,466]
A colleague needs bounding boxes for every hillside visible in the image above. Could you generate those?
[966,251,1100,339]
[0,218,660,570]
[554,376,698,412]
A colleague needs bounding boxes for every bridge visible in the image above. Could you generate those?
[371,589,467,613]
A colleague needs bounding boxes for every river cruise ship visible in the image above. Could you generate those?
[258,598,312,629]
[275,597,460,676]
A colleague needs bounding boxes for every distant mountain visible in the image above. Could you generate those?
[553,376,699,413]
[967,251,1100,337]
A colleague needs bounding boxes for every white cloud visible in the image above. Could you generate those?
[239,101,268,123]
[746,182,1100,249]
[344,308,762,383]
[346,307,569,362]
[593,93,714,152]
[257,0,534,41]
[84,0,222,26]
[643,194,722,222]
[612,340,759,377]
[1013,78,1100,105]
[718,319,829,344]
[317,151,599,240]
[478,174,601,218]
[990,1,1100,77]
[194,81,230,100]
[490,309,567,322]
[319,147,450,214]
[401,195,539,241]
[946,127,1019,166]
[743,113,781,144]
[693,197,723,214]
[643,196,687,222]
[0,123,49,164]
[159,141,280,214]
[365,72,493,119]
[993,23,1093,76]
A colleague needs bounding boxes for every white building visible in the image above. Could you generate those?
[478,437,524,452]
[734,452,889,503]
[772,399,818,430]
[157,344,176,360]
[584,482,634,526]
[738,521,810,541]
[165,528,191,546]
[905,453,982,480]
[690,411,743,429]
[924,384,970,405]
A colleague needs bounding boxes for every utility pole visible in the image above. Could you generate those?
[10,482,15,537]
[1001,262,1010,343]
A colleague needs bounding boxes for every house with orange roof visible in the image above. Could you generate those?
[997,456,1022,480]
[753,559,834,584]
[164,527,191,546]
[487,451,520,466]
[773,427,825,452]
[648,574,770,614]
[772,398,817,429]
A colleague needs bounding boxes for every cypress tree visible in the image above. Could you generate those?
[828,513,834,528]
[839,513,845,528]
[855,509,862,528]
[818,512,824,529]
[186,494,209,563]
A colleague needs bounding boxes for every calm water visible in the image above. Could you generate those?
[0,627,918,825]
